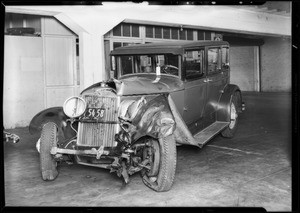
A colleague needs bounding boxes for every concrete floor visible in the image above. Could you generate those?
[3,92,291,211]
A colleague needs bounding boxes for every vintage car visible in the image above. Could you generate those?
[29,40,245,192]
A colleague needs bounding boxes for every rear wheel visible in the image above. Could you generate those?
[141,135,177,192]
[221,92,239,138]
[40,122,59,180]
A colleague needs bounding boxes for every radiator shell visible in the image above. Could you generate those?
[77,90,119,147]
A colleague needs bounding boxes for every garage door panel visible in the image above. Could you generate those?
[230,46,258,92]
[45,36,75,86]
[46,87,74,108]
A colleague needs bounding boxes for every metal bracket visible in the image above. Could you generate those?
[91,145,105,159]
[50,146,109,157]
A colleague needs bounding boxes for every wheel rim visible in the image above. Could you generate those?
[143,139,160,178]
[229,102,238,129]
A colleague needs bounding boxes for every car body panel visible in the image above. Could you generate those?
[117,74,184,96]
[29,107,77,146]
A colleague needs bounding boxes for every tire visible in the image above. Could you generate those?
[142,135,177,192]
[40,122,59,181]
[221,92,239,138]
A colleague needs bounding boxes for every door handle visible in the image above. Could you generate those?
[204,79,212,83]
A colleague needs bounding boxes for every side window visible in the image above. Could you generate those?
[208,48,221,74]
[221,47,229,68]
[185,49,204,80]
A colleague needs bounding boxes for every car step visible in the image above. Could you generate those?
[193,121,229,148]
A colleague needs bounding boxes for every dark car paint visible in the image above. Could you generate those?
[29,40,241,148]
[29,107,78,147]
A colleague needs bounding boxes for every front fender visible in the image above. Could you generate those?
[122,94,199,147]
[29,107,77,141]
[217,84,243,122]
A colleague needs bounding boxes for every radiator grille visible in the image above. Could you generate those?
[77,92,119,147]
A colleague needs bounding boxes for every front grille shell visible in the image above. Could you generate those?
[77,89,119,147]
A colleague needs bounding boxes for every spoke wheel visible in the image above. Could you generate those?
[141,135,177,192]
[143,139,160,177]
[229,102,238,129]
[221,92,239,138]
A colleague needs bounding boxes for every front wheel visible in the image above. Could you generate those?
[221,92,239,138]
[40,122,59,180]
[141,135,177,192]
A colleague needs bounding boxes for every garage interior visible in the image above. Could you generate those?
[2,2,293,212]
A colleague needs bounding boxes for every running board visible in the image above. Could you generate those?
[193,121,229,148]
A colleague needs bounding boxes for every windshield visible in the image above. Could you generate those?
[114,54,181,77]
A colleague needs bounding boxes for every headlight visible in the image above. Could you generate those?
[63,96,87,118]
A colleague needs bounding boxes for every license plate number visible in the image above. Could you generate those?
[81,108,105,120]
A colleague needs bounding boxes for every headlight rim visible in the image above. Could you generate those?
[63,96,87,118]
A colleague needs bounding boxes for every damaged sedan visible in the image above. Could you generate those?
[29,41,245,192]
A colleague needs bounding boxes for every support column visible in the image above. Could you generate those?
[78,32,106,91]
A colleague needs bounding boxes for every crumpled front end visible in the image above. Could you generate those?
[118,94,176,142]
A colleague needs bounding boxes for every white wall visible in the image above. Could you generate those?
[260,37,291,92]
[4,36,44,128]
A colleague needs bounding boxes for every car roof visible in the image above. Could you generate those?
[110,40,229,55]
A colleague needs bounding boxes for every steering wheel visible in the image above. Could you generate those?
[161,65,178,74]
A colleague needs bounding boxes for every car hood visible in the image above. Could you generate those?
[81,74,184,96]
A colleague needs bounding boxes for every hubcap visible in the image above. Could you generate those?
[229,102,238,129]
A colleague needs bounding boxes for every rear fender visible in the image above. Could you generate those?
[217,84,242,122]
[29,107,77,141]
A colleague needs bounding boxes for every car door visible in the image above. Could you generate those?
[204,46,229,121]
[183,48,207,132]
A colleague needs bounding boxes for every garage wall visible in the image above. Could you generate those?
[260,37,291,92]
[4,36,44,128]
[230,46,257,91]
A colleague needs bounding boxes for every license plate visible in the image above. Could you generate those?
[81,108,105,120]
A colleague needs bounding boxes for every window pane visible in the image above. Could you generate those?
[123,24,130,37]
[113,24,122,36]
[198,30,204,40]
[171,28,178,39]
[25,15,41,34]
[208,48,220,73]
[222,47,229,68]
[146,26,153,38]
[205,32,211,40]
[185,50,204,79]
[113,42,122,49]
[154,26,162,38]
[11,13,23,28]
[121,56,133,75]
[132,24,139,37]
[163,27,170,39]
[187,29,193,40]
[179,29,186,40]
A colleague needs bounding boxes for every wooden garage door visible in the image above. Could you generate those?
[44,36,78,107]
[230,46,259,92]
